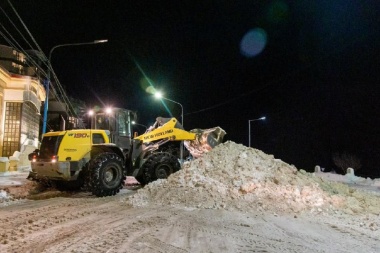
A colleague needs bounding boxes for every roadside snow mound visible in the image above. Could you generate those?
[0,189,17,206]
[129,141,379,214]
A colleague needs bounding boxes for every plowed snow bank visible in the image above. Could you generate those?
[129,141,380,215]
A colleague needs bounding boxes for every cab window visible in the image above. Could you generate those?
[92,133,105,144]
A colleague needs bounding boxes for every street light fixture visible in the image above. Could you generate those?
[154,91,184,163]
[88,110,94,116]
[42,39,108,134]
[154,92,184,127]
[105,107,112,114]
[132,121,147,131]
[87,109,94,129]
[248,116,266,147]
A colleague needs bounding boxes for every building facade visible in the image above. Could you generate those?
[0,45,45,161]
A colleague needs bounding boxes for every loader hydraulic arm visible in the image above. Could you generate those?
[133,116,226,158]
[134,117,196,143]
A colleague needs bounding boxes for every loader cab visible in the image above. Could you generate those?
[90,108,136,153]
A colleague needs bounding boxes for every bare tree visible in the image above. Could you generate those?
[332,152,362,174]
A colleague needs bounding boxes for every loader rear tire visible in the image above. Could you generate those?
[138,152,180,185]
[88,152,125,197]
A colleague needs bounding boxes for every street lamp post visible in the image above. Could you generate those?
[88,109,94,129]
[42,39,108,134]
[154,92,184,163]
[132,121,147,132]
[248,116,266,147]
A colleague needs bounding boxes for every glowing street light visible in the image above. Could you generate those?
[154,91,184,163]
[248,116,266,147]
[42,39,108,134]
[154,92,183,127]
[105,107,112,114]
[132,121,147,131]
[87,110,95,129]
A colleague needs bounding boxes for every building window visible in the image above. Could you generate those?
[0,93,3,156]
[30,85,38,95]
[11,62,23,74]
[2,102,22,157]
[0,93,3,133]
[21,102,39,141]
[68,116,78,129]
[12,50,25,63]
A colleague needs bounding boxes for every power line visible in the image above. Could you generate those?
[0,4,35,51]
[0,1,85,129]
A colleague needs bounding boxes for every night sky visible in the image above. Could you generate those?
[1,1,380,177]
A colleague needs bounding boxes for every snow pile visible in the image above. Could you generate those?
[316,171,380,190]
[0,177,37,204]
[0,189,15,205]
[129,141,380,214]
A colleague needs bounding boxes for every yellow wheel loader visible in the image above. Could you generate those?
[28,108,226,197]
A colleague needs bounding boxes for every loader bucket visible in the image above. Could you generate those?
[184,127,226,158]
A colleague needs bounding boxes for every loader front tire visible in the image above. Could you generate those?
[89,152,125,197]
[138,152,180,185]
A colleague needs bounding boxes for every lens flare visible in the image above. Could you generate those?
[146,86,156,94]
[140,77,156,94]
[240,28,267,58]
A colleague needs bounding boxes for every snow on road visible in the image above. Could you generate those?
[0,141,379,252]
